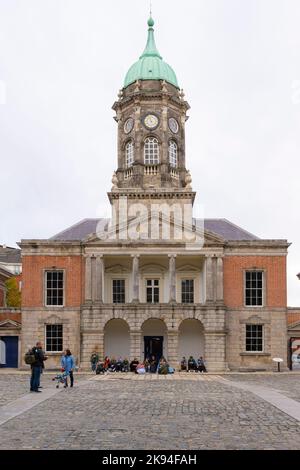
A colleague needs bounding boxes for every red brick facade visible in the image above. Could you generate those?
[223,256,287,308]
[22,256,84,308]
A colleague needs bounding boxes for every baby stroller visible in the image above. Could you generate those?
[95,361,105,374]
[52,370,69,388]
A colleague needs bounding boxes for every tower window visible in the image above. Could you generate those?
[144,137,159,165]
[169,140,178,167]
[125,140,134,167]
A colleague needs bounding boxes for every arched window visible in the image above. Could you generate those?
[144,137,159,165]
[168,140,178,167]
[125,140,134,167]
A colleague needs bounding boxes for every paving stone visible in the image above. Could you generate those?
[0,372,300,449]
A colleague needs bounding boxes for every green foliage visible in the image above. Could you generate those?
[5,277,21,308]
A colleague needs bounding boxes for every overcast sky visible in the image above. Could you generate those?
[0,0,299,305]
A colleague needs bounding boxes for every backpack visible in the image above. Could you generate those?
[24,349,36,365]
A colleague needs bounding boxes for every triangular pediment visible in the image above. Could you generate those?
[83,214,225,247]
[0,319,21,329]
[105,264,130,274]
[288,321,300,331]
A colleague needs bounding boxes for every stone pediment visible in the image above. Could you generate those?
[105,264,130,274]
[140,263,166,273]
[0,319,21,329]
[288,321,300,331]
[177,264,200,272]
[83,213,225,247]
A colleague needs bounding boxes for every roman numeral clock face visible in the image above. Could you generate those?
[143,114,159,130]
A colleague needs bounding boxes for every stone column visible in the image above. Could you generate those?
[84,255,92,302]
[130,330,142,360]
[205,256,214,302]
[167,331,179,369]
[94,255,104,302]
[216,256,224,302]
[131,255,140,303]
[168,254,176,302]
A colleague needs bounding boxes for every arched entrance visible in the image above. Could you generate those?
[178,319,205,361]
[104,319,130,359]
[141,318,167,361]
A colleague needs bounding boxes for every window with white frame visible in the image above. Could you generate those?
[45,324,63,352]
[245,271,263,306]
[181,279,194,303]
[144,137,159,164]
[146,279,159,303]
[45,271,64,306]
[245,324,263,352]
[112,279,125,303]
[168,140,178,167]
[125,140,134,167]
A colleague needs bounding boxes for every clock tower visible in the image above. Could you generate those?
[109,16,195,221]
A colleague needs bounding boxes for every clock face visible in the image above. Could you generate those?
[143,114,159,130]
[124,118,134,134]
[168,117,179,134]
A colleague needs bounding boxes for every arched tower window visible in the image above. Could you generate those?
[144,137,159,165]
[168,140,178,167]
[125,140,134,167]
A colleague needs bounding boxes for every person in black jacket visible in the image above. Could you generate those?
[30,342,48,392]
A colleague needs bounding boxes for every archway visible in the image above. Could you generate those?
[141,318,167,361]
[178,319,205,361]
[104,319,130,359]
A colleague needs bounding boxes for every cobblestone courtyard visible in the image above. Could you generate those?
[1,372,300,450]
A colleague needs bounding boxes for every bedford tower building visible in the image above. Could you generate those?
[19,17,289,371]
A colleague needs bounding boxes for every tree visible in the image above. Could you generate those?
[5,277,21,308]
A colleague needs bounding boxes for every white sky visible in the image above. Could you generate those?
[0,0,299,305]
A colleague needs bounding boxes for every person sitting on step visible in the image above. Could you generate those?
[122,358,129,372]
[115,356,123,372]
[188,355,197,372]
[130,357,139,373]
[149,355,157,373]
[197,356,207,373]
[158,357,169,375]
[181,356,187,371]
[108,357,117,372]
[103,356,110,371]
[136,361,146,374]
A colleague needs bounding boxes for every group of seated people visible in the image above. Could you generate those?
[94,355,207,374]
[95,355,175,375]
[180,356,207,373]
[95,356,130,374]
[130,356,175,375]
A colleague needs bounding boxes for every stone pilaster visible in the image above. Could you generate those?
[131,255,140,302]
[84,255,92,302]
[130,330,142,360]
[168,254,176,302]
[204,331,227,372]
[216,256,224,302]
[167,330,179,368]
[205,256,214,302]
[94,255,104,302]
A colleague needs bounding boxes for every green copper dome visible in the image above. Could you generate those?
[124,17,179,89]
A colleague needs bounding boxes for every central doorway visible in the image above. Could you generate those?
[144,336,163,361]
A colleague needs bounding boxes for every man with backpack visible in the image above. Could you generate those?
[29,342,48,392]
